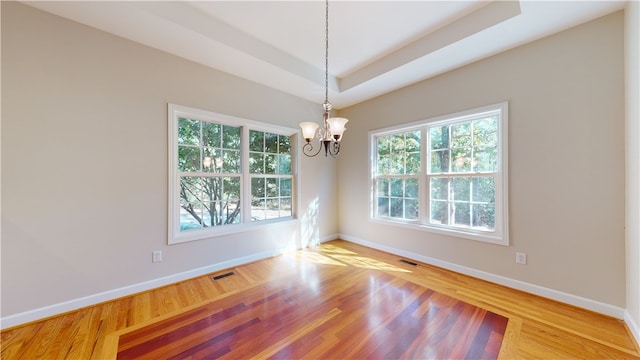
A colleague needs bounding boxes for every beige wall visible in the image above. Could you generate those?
[1,2,339,319]
[625,0,640,343]
[338,12,626,308]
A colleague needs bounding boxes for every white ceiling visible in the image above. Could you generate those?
[23,0,626,109]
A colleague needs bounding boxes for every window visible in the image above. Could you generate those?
[168,104,297,244]
[370,102,508,245]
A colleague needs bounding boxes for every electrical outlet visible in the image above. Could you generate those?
[515,252,527,265]
[152,250,162,263]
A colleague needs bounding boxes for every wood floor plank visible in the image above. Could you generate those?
[1,240,638,360]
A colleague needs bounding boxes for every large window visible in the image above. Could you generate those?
[370,102,508,245]
[169,104,296,244]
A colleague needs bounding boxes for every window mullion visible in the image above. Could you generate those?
[241,126,251,224]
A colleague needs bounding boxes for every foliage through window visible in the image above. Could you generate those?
[371,103,508,245]
[169,105,296,244]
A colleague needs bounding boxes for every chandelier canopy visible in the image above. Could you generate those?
[299,0,348,157]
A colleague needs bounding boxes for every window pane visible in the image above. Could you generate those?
[281,197,292,217]
[202,122,221,148]
[453,203,471,227]
[278,154,291,174]
[430,150,449,174]
[405,199,419,219]
[222,150,240,173]
[377,197,389,217]
[473,204,495,230]
[451,148,471,172]
[472,177,495,203]
[430,200,448,224]
[406,152,421,174]
[452,177,470,201]
[180,203,204,231]
[249,130,264,151]
[473,117,497,146]
[265,154,277,174]
[178,146,200,172]
[279,135,291,154]
[430,126,449,150]
[280,178,292,197]
[178,118,200,145]
[406,130,421,152]
[251,199,266,221]
[430,178,448,201]
[377,178,389,197]
[390,178,403,197]
[405,178,418,198]
[222,125,241,149]
[390,198,403,218]
[451,122,471,148]
[180,177,202,207]
[249,152,264,173]
[265,133,278,153]
[266,178,278,197]
[252,178,265,197]
[473,146,497,172]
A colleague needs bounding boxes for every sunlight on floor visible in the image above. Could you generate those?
[294,243,412,273]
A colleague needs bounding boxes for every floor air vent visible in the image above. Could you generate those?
[212,271,235,281]
[399,259,418,266]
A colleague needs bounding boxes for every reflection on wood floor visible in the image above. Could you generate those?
[1,240,639,359]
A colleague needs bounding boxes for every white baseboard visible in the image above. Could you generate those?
[0,248,287,330]
[0,234,342,330]
[339,234,626,319]
[625,310,640,347]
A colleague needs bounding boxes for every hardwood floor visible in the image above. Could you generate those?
[1,240,639,359]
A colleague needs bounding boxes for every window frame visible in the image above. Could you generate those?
[168,104,298,245]
[369,102,509,245]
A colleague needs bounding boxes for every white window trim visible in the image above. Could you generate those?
[168,104,298,245]
[369,102,509,246]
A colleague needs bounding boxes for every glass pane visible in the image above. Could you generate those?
[265,133,278,153]
[266,178,278,197]
[472,177,495,203]
[473,203,495,230]
[377,178,389,197]
[390,178,403,197]
[452,123,471,146]
[391,134,405,153]
[452,177,470,201]
[430,150,449,174]
[224,177,241,202]
[377,154,390,175]
[405,178,418,198]
[251,199,266,221]
[278,154,291,174]
[390,198,403,218]
[430,200,448,224]
[377,136,390,156]
[178,146,200,172]
[249,152,264,174]
[473,146,497,172]
[252,178,265,197]
[473,117,498,146]
[180,177,202,205]
[377,197,389,217]
[406,130,421,152]
[278,135,291,154]
[202,148,218,173]
[178,118,200,145]
[223,150,240,173]
[267,199,279,219]
[453,203,471,227]
[430,126,449,150]
[280,178,292,197]
[249,130,264,152]
[430,177,449,201]
[222,125,241,149]
[405,199,419,219]
[451,148,471,172]
[406,152,421,174]
[265,154,277,174]
[180,204,203,231]
[280,197,292,217]
[202,122,221,148]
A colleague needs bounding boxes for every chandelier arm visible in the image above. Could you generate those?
[302,141,324,157]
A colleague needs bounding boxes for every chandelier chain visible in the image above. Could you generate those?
[324,0,329,105]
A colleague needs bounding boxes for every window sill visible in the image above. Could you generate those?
[170,217,297,245]
[369,217,508,246]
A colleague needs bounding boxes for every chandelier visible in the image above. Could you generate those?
[299,0,349,157]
